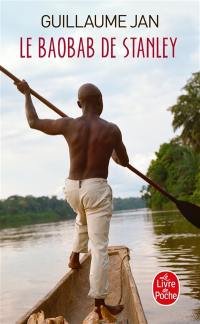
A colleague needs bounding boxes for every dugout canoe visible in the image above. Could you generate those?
[17,246,147,324]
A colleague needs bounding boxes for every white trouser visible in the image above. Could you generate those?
[64,178,112,299]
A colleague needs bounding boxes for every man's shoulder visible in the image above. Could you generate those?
[99,118,120,132]
[59,116,74,131]
[62,116,74,123]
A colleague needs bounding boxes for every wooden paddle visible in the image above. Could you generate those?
[1,65,200,229]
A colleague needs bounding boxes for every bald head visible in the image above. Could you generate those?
[77,83,103,115]
[78,83,102,101]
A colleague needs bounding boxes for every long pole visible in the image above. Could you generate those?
[127,164,177,203]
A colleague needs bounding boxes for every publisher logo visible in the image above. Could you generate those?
[152,271,180,306]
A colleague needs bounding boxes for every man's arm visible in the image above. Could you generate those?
[15,80,70,135]
[112,126,129,167]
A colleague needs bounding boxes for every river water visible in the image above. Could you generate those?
[0,209,200,324]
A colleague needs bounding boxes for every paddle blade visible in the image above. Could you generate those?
[176,200,200,229]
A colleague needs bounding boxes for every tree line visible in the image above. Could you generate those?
[142,72,200,209]
[0,195,145,228]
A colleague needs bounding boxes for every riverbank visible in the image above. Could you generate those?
[0,195,145,229]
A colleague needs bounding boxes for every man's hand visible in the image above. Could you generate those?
[112,149,129,167]
[14,79,30,95]
[14,79,70,134]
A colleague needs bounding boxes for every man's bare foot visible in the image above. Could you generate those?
[94,299,124,319]
[68,252,81,269]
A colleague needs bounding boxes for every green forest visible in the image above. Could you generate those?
[0,195,145,229]
[142,72,200,209]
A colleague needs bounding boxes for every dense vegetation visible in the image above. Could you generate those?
[0,195,74,228]
[113,197,145,210]
[0,195,145,229]
[143,72,200,209]
[143,143,200,209]
[169,72,200,152]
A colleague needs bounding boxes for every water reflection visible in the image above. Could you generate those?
[0,220,75,247]
[151,211,200,320]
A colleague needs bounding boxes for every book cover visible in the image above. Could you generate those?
[1,1,200,323]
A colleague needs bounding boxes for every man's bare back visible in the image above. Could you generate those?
[15,81,129,179]
[63,115,127,179]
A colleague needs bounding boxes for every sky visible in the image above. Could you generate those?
[1,0,199,199]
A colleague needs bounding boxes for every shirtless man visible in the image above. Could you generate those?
[15,80,129,319]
